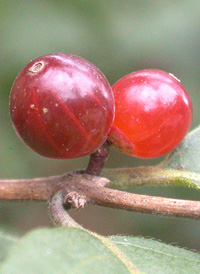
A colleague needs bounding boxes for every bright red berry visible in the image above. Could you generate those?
[108,69,192,158]
[10,53,115,159]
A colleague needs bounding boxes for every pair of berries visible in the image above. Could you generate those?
[10,53,192,160]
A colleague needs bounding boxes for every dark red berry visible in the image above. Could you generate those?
[10,53,115,159]
[108,69,192,158]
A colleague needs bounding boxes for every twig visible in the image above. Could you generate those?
[0,174,64,200]
[0,173,199,220]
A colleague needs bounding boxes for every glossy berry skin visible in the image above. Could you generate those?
[108,69,192,158]
[10,53,115,159]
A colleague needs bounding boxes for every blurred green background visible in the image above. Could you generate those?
[0,0,199,251]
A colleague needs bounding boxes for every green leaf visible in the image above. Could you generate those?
[0,228,139,274]
[1,228,200,274]
[160,126,200,189]
[0,231,18,264]
[112,236,200,274]
[164,126,200,172]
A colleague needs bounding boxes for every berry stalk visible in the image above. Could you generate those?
[85,140,112,176]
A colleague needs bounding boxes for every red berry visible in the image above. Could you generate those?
[108,69,192,158]
[10,53,115,159]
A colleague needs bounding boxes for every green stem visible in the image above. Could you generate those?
[49,190,83,229]
[101,166,200,189]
